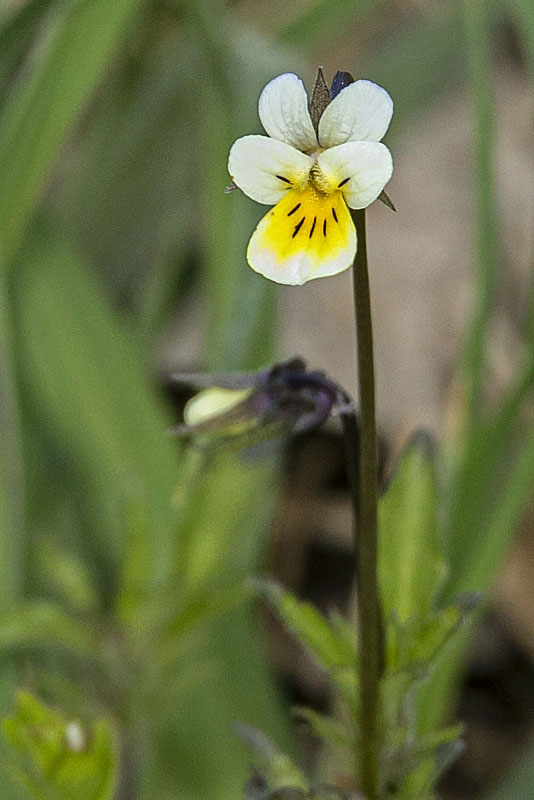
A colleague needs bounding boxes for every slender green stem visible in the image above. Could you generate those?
[342,208,382,800]
[461,0,497,427]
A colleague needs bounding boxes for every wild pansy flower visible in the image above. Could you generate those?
[169,358,351,449]
[228,71,393,285]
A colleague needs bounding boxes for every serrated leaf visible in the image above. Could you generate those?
[294,707,354,752]
[259,581,356,673]
[379,432,445,623]
[235,724,308,793]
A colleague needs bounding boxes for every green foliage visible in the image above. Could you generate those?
[257,435,479,799]
[2,691,116,800]
[259,580,357,674]
[379,433,445,622]
[0,0,533,798]
[237,725,309,794]
[0,0,143,263]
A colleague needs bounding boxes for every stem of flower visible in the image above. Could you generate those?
[343,208,382,800]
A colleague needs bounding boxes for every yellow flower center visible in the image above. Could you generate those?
[309,162,332,195]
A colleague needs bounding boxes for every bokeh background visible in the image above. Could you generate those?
[1,1,534,799]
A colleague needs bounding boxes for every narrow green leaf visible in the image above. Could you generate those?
[0,267,24,800]
[0,0,55,104]
[193,19,283,370]
[451,425,534,596]
[459,0,499,425]
[259,580,357,672]
[379,432,445,622]
[444,363,534,598]
[235,724,309,793]
[0,0,143,263]
[36,540,98,614]
[57,26,195,331]
[15,226,181,589]
[0,602,101,663]
[294,707,354,752]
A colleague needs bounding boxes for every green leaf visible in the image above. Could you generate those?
[444,363,534,599]
[2,691,117,800]
[293,707,354,753]
[36,540,98,614]
[235,724,309,793]
[57,25,195,331]
[193,18,284,371]
[459,0,498,424]
[379,432,445,623]
[0,0,55,105]
[259,580,357,673]
[386,603,465,675]
[0,0,143,263]
[455,426,534,595]
[14,225,180,589]
[0,602,101,663]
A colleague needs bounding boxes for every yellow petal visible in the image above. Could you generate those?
[247,186,356,285]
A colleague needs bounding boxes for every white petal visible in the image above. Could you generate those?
[258,73,318,152]
[318,79,393,147]
[317,141,393,209]
[228,135,313,205]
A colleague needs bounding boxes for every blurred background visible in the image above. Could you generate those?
[0,0,534,799]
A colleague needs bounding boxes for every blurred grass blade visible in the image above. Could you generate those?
[365,8,463,134]
[0,0,55,104]
[191,9,286,370]
[15,224,181,590]
[379,432,445,622]
[0,602,101,662]
[0,273,23,619]
[58,26,195,329]
[453,425,534,595]
[459,0,498,426]
[0,270,24,799]
[0,0,142,264]
[37,540,99,614]
[507,0,534,73]
[444,363,534,597]
[277,0,387,49]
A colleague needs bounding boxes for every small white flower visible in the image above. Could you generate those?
[228,73,393,286]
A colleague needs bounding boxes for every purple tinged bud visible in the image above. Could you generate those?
[330,71,354,100]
